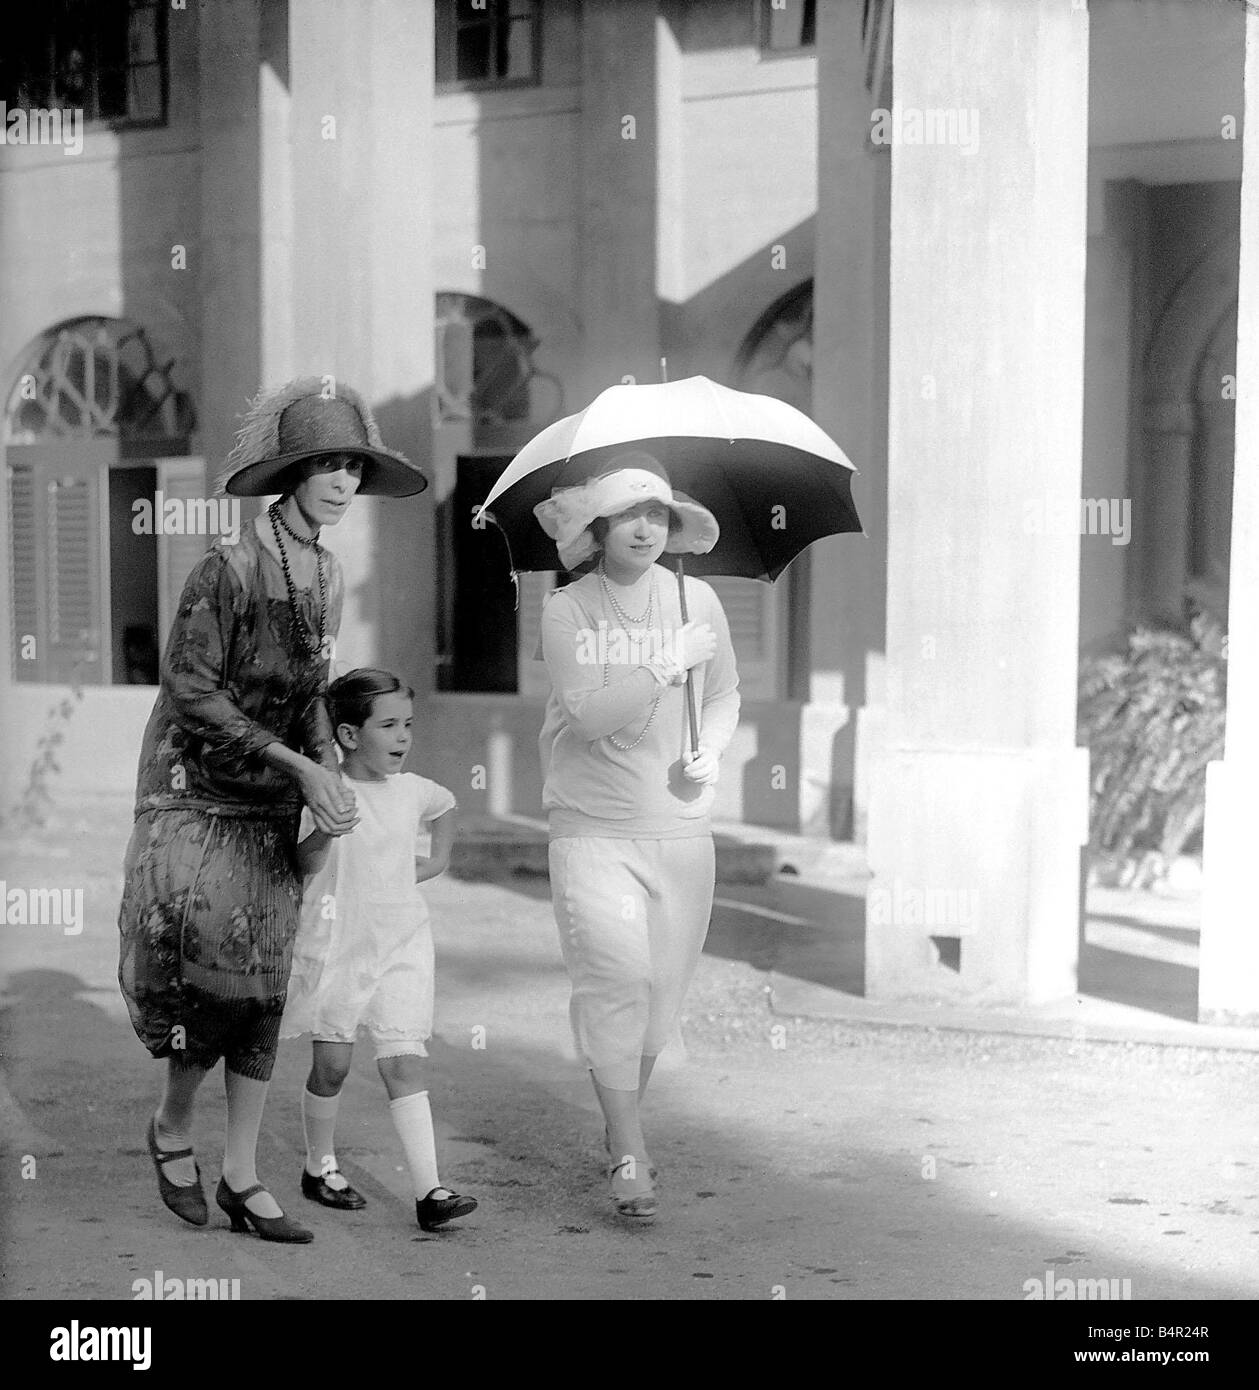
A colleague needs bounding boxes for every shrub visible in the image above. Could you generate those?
[1078,611,1226,882]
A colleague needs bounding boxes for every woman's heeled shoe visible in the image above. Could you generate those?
[609,1160,657,1221]
[604,1127,659,1183]
[215,1177,313,1243]
[146,1115,208,1226]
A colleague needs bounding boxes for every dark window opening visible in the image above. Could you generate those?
[437,0,540,90]
[760,0,816,52]
[0,0,168,129]
[436,457,520,693]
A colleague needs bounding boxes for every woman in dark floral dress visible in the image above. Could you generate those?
[118,378,428,1241]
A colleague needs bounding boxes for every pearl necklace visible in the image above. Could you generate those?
[598,561,653,625]
[269,508,327,658]
[598,562,662,752]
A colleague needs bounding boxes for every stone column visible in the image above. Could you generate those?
[865,0,1091,1005]
[1199,6,1259,1025]
[198,0,271,482]
[577,0,679,396]
[812,0,890,840]
[285,0,435,687]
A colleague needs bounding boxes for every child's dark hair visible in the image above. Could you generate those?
[327,667,414,735]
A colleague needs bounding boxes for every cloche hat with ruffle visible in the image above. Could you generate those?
[533,453,719,571]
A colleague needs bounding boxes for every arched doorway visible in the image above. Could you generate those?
[1139,230,1238,628]
[4,316,197,684]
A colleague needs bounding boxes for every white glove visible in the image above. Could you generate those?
[682,746,719,786]
[676,621,717,670]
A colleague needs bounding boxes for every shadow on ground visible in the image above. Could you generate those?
[2,961,1252,1300]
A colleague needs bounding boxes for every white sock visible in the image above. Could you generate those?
[302,1087,348,1190]
[389,1090,441,1198]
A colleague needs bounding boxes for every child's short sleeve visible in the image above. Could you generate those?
[298,806,315,841]
[419,779,457,824]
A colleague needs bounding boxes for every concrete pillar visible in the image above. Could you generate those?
[198,0,270,479]
[1199,6,1259,1026]
[812,0,890,840]
[866,0,1091,1005]
[285,0,435,687]
[577,0,680,395]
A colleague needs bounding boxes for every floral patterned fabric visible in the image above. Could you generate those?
[118,522,344,1080]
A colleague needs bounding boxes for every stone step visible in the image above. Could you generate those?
[448,815,777,885]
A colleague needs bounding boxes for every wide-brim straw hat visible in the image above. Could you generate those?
[533,456,719,570]
[215,378,429,498]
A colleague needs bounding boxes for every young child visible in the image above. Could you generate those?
[280,667,476,1232]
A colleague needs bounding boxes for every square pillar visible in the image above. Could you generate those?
[866,0,1091,1005]
[198,0,274,477]
[1199,7,1259,1026]
[577,0,680,396]
[286,0,436,686]
[812,0,891,839]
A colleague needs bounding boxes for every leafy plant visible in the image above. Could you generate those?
[0,671,85,832]
[1078,610,1226,884]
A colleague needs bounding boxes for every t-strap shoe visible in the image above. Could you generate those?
[301,1167,366,1210]
[216,1178,313,1243]
[146,1115,208,1226]
[416,1187,478,1231]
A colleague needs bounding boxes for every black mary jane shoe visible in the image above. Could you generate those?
[146,1115,208,1226]
[416,1187,478,1232]
[215,1177,313,1243]
[301,1167,366,1210]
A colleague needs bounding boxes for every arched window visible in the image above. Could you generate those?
[434,292,560,447]
[5,316,194,444]
[736,278,813,417]
[720,279,817,702]
[5,317,201,686]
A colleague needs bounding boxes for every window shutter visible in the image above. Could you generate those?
[45,466,106,683]
[517,570,555,696]
[5,443,114,684]
[7,460,46,681]
[155,457,210,647]
[704,575,780,702]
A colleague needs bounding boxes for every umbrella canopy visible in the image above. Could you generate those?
[476,376,863,581]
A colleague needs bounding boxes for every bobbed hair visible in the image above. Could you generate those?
[327,667,415,740]
[588,508,684,544]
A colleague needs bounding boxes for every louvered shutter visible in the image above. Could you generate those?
[7,444,111,684]
[517,569,555,696]
[704,575,781,701]
[155,457,210,646]
[7,459,46,681]
[45,462,106,683]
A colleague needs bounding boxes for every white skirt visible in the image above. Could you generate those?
[281,891,434,1052]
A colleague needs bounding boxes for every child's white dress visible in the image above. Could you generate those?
[281,772,456,1054]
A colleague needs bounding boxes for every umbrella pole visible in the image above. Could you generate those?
[675,557,700,756]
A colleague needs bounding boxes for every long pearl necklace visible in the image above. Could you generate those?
[269,505,327,658]
[599,560,662,752]
[598,562,652,625]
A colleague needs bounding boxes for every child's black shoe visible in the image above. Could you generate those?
[416,1187,477,1231]
[301,1168,367,1210]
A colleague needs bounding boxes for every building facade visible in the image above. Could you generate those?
[2,0,1254,1014]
